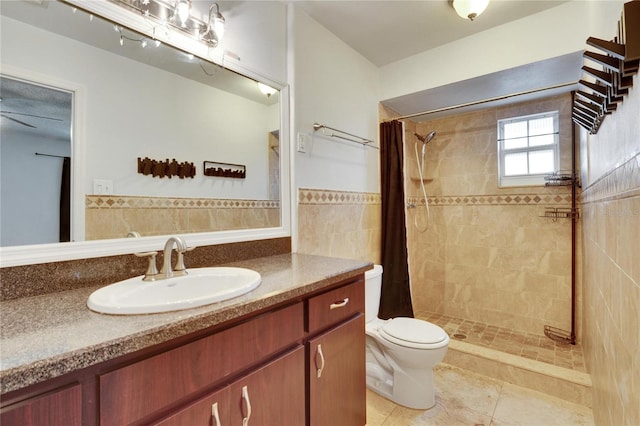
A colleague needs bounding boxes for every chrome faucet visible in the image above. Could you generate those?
[160,236,188,278]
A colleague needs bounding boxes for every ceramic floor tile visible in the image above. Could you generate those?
[367,389,398,426]
[381,401,492,426]
[433,364,502,417]
[367,364,594,426]
[491,383,594,426]
[418,311,586,372]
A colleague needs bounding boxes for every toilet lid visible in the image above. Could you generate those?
[380,317,448,345]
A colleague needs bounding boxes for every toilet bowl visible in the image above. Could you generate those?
[365,265,449,409]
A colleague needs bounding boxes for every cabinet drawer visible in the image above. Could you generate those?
[307,279,364,333]
[0,384,82,426]
[99,302,303,426]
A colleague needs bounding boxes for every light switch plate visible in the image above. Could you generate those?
[297,133,310,153]
[93,179,113,195]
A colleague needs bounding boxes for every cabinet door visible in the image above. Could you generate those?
[0,384,82,426]
[100,303,303,425]
[155,386,229,426]
[308,315,365,426]
[229,346,305,426]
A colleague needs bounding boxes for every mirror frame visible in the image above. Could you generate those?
[0,0,291,267]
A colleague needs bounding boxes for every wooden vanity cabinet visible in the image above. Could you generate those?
[156,347,305,426]
[1,274,366,426]
[306,279,366,426]
[0,383,82,426]
[99,302,304,425]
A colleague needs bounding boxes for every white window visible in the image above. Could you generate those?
[497,111,559,187]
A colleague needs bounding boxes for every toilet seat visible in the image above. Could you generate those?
[379,317,448,349]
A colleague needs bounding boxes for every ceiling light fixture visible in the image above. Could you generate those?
[452,0,489,21]
[200,3,225,46]
[258,82,277,98]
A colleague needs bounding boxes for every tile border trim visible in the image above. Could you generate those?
[581,153,640,204]
[407,193,574,207]
[298,188,573,206]
[86,195,280,209]
[298,188,381,205]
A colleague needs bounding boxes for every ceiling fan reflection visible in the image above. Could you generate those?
[0,111,63,128]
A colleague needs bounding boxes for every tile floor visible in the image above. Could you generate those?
[415,311,586,373]
[366,364,595,426]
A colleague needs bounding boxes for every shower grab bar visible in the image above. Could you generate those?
[313,123,378,149]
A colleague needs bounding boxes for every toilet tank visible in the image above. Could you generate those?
[364,265,383,323]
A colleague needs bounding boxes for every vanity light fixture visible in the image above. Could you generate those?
[111,0,225,49]
[200,3,225,46]
[114,24,155,48]
[452,0,489,21]
[258,82,277,98]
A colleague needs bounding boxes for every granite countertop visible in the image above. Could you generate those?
[0,253,372,394]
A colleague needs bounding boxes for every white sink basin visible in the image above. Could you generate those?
[87,267,261,315]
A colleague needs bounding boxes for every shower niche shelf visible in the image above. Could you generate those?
[409,176,434,183]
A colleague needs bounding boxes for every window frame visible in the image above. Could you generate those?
[497,110,559,188]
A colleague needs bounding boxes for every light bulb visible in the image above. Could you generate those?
[452,0,489,21]
[213,16,225,41]
[175,0,191,26]
[258,83,277,97]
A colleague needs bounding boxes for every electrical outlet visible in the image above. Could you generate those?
[93,179,113,195]
[297,133,310,153]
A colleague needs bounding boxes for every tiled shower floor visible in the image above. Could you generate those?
[415,311,587,373]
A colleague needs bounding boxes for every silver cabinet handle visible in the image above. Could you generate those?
[211,402,221,426]
[330,297,349,310]
[241,385,252,426]
[316,344,325,378]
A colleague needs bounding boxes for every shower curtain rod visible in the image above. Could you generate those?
[384,81,577,122]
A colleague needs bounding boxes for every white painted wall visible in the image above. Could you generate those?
[3,16,274,200]
[289,5,381,194]
[380,0,625,101]
[0,132,70,246]
[215,1,287,83]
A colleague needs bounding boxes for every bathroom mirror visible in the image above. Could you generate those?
[0,0,290,266]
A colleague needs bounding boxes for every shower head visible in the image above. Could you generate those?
[414,131,436,144]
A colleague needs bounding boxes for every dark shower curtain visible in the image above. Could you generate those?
[59,156,71,242]
[378,120,414,319]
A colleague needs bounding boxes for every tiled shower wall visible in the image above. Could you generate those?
[297,188,381,263]
[85,195,280,240]
[406,94,580,336]
[580,77,639,425]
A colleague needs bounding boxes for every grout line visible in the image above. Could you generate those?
[490,379,506,424]
[417,311,588,373]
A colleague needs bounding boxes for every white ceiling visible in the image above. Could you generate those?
[295,0,581,120]
[295,0,568,67]
[2,0,583,126]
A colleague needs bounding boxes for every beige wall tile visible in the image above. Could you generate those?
[579,75,639,424]
[297,189,381,263]
[408,94,576,335]
[86,195,279,239]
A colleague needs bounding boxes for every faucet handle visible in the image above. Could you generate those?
[135,251,160,281]
[174,246,195,274]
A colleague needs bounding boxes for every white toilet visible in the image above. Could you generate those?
[365,264,449,409]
